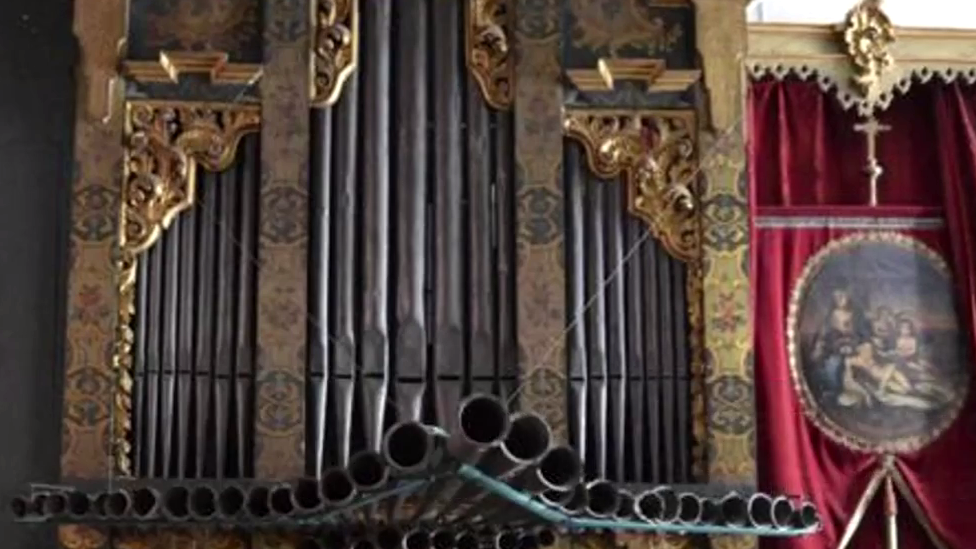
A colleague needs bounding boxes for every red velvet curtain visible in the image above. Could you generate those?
[750,77,976,549]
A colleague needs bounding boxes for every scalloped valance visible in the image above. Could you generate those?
[746,1,976,116]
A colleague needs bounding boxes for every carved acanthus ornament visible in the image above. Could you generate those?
[748,4,976,116]
[311,0,358,107]
[111,101,260,475]
[844,0,895,99]
[563,109,699,262]
[467,0,512,110]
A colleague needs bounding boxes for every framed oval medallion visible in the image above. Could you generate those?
[787,232,970,454]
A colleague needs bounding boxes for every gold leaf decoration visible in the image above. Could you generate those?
[467,0,513,110]
[112,101,260,476]
[311,0,358,107]
[844,0,895,98]
[563,109,699,263]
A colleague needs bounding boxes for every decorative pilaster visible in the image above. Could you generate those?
[692,2,754,549]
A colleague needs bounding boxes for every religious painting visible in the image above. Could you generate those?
[787,232,970,454]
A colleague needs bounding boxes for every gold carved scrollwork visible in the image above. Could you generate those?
[563,109,698,262]
[467,0,512,110]
[844,0,895,99]
[112,101,260,475]
[311,0,358,107]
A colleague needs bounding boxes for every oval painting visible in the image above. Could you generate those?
[788,232,970,454]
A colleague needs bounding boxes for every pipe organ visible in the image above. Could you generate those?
[52,0,760,548]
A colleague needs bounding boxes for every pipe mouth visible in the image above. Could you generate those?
[747,493,773,525]
[294,478,322,510]
[585,480,619,517]
[719,493,748,525]
[349,451,389,490]
[700,498,719,523]
[496,531,520,549]
[218,486,245,516]
[105,491,130,517]
[503,414,551,463]
[384,422,433,472]
[91,493,108,516]
[536,529,556,547]
[615,490,635,518]
[677,493,702,523]
[42,493,67,516]
[246,486,271,518]
[270,485,295,515]
[771,497,795,528]
[432,530,455,549]
[163,487,189,519]
[654,487,679,521]
[635,491,663,521]
[794,502,820,528]
[459,394,509,446]
[321,468,356,505]
[403,530,432,549]
[539,489,571,507]
[538,446,582,490]
[190,486,217,518]
[562,484,588,514]
[131,488,157,518]
[10,496,28,518]
[66,492,91,516]
[377,527,402,549]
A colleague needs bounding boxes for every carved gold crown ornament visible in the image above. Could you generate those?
[844,0,895,98]
[466,0,513,110]
[311,0,359,107]
[111,101,260,476]
[563,109,699,263]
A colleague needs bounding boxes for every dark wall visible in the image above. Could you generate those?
[0,0,75,547]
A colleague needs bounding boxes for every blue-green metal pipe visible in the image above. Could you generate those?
[456,465,817,538]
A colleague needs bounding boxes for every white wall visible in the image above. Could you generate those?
[747,0,976,29]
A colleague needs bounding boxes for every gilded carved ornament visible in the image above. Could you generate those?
[747,2,976,116]
[566,58,701,94]
[123,51,263,86]
[844,0,895,98]
[467,0,512,110]
[111,101,260,476]
[311,0,359,107]
[563,109,699,263]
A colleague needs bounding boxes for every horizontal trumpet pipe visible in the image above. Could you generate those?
[189,486,218,520]
[162,486,190,521]
[217,485,246,518]
[584,480,619,518]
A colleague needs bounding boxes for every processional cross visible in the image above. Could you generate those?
[854,116,891,206]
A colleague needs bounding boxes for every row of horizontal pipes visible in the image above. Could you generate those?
[11,394,819,539]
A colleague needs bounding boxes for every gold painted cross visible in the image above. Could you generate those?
[854,116,891,206]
